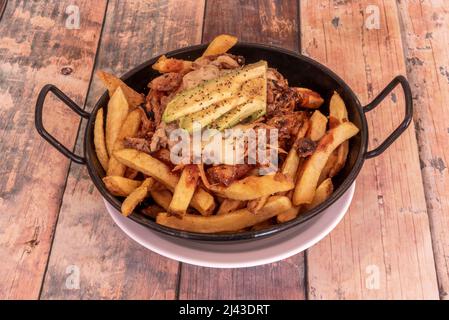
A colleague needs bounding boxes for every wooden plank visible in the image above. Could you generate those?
[0,0,106,299]
[301,0,439,299]
[179,0,305,300]
[397,0,449,300]
[40,0,205,299]
[203,0,299,51]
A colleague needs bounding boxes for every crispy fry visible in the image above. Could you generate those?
[308,110,328,141]
[150,189,173,211]
[281,120,309,180]
[107,109,142,176]
[94,108,109,171]
[152,55,192,74]
[217,199,245,215]
[124,167,139,179]
[156,196,292,233]
[202,34,238,57]
[114,149,215,215]
[168,165,199,216]
[105,87,129,155]
[97,70,144,108]
[121,178,155,216]
[103,176,142,197]
[304,178,334,211]
[247,196,269,213]
[277,205,301,223]
[318,151,338,184]
[328,92,349,177]
[293,122,359,206]
[208,173,294,200]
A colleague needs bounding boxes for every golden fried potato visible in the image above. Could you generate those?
[304,178,334,211]
[308,110,328,141]
[114,149,215,215]
[293,122,359,206]
[217,199,246,215]
[97,70,144,108]
[94,108,109,171]
[328,91,349,177]
[103,176,142,197]
[156,196,292,233]
[121,178,155,216]
[209,173,294,200]
[105,87,129,156]
[202,34,238,57]
[247,196,269,213]
[107,109,142,176]
[150,189,173,211]
[168,165,199,216]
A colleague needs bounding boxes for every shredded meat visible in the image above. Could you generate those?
[295,137,317,157]
[266,111,306,149]
[207,164,253,186]
[124,137,151,154]
[149,72,183,91]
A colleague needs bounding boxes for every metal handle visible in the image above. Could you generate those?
[363,75,413,159]
[35,84,89,164]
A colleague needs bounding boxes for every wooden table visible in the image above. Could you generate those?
[0,0,447,300]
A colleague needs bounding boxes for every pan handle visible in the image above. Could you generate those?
[35,84,89,164]
[363,75,413,159]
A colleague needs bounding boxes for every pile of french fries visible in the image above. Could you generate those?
[94,35,359,234]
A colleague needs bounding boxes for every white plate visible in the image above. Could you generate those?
[104,183,355,268]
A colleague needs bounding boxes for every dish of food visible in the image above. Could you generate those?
[36,34,411,240]
[93,35,359,233]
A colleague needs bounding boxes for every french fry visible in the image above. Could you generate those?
[281,120,309,180]
[114,149,215,215]
[208,173,294,201]
[293,87,324,109]
[103,176,142,197]
[277,206,301,223]
[328,92,349,177]
[247,196,269,213]
[150,189,173,211]
[217,199,245,215]
[97,70,144,108]
[94,108,109,171]
[304,178,334,211]
[105,87,129,155]
[293,122,359,206]
[152,55,192,73]
[202,34,238,57]
[121,178,155,216]
[107,109,142,176]
[308,110,328,141]
[168,165,199,216]
[318,151,338,184]
[156,196,292,233]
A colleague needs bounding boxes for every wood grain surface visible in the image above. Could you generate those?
[397,0,449,300]
[178,0,305,300]
[0,0,106,299]
[40,0,205,299]
[301,0,439,299]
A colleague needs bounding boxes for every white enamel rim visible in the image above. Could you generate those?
[104,182,355,268]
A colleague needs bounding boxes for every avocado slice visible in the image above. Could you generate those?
[209,74,267,131]
[179,75,267,132]
[209,99,266,131]
[179,96,248,133]
[162,60,267,123]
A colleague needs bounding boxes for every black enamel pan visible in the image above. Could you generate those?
[35,43,413,241]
